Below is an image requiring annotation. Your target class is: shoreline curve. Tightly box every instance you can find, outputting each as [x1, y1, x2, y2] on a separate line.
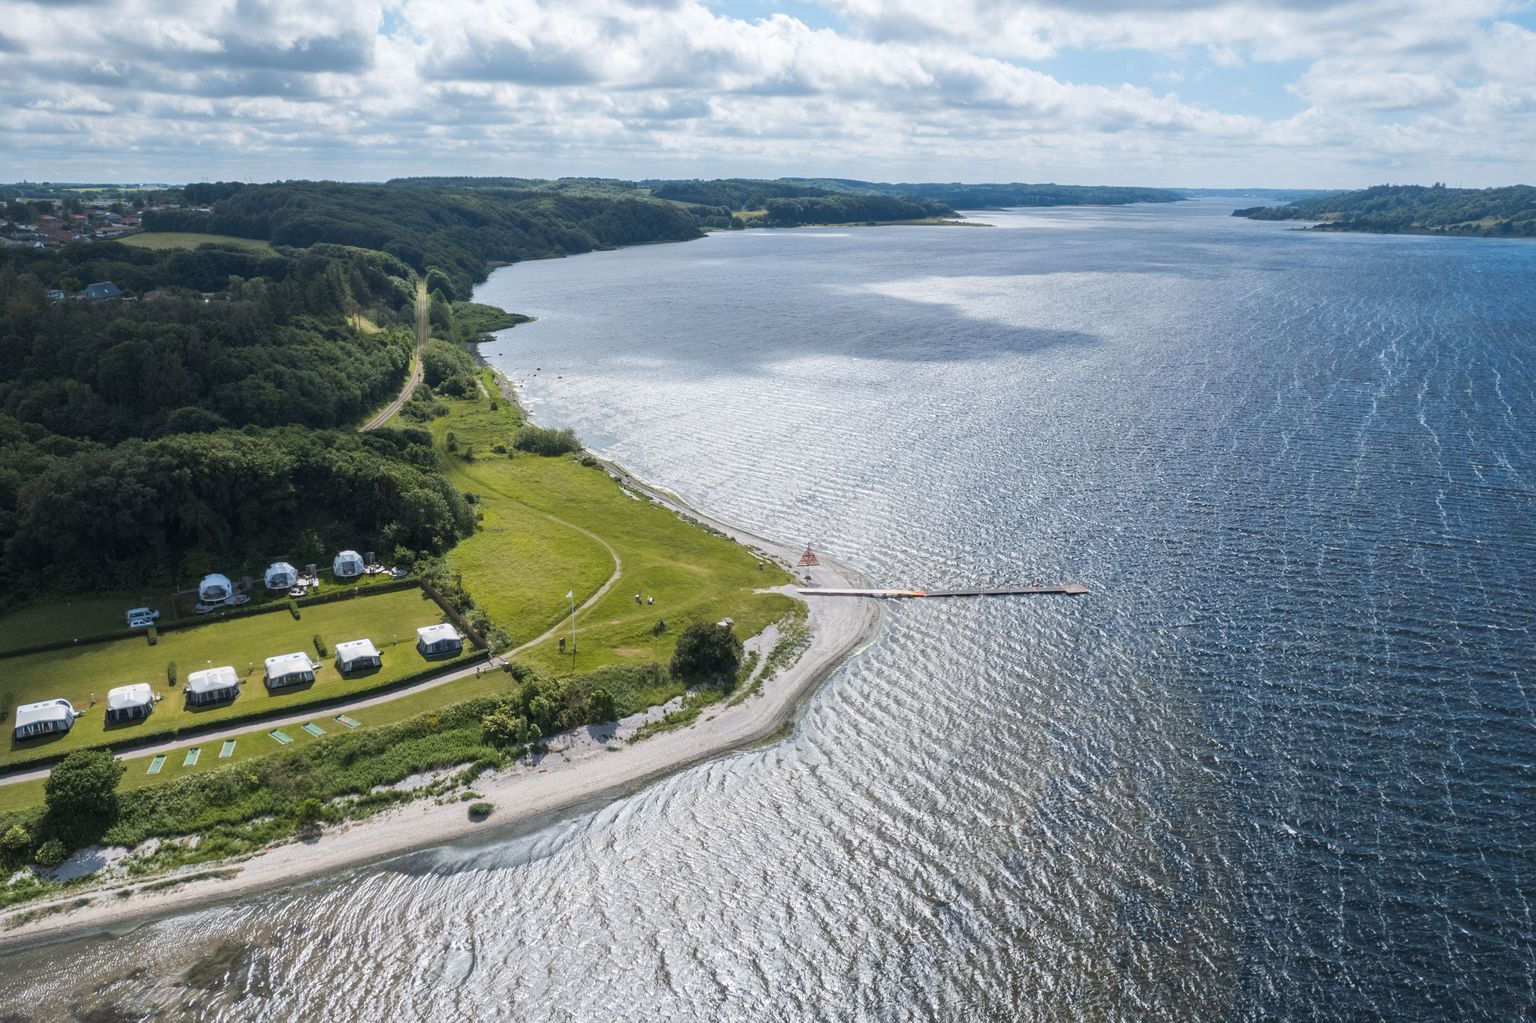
[0, 368, 882, 951]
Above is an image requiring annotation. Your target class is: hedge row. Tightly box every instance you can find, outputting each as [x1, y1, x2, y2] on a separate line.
[0, 578, 423, 661]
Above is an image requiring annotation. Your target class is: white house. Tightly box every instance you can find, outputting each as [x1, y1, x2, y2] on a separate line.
[105, 683, 154, 724]
[416, 623, 464, 657]
[199, 573, 233, 602]
[334, 638, 381, 673]
[264, 651, 316, 691]
[333, 550, 365, 578]
[13, 699, 77, 741]
[264, 562, 298, 590]
[186, 665, 240, 706]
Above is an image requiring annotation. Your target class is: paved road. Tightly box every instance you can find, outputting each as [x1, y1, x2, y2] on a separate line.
[359, 277, 428, 431]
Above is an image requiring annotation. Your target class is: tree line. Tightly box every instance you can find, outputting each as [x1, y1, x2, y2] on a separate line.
[1233, 184, 1536, 237]
[144, 182, 706, 301]
[0, 240, 473, 594]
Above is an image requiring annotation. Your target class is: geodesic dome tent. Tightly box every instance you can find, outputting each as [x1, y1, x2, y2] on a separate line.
[333, 550, 365, 578]
[199, 573, 233, 602]
[264, 562, 298, 590]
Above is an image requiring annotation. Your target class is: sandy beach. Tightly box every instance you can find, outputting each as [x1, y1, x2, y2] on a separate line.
[0, 461, 882, 949]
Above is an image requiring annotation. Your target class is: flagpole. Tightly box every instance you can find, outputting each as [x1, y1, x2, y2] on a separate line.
[568, 589, 577, 670]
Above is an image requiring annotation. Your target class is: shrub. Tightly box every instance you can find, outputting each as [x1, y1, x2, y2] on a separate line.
[146, 625, 158, 646]
[670, 622, 743, 688]
[468, 802, 493, 820]
[446, 431, 458, 452]
[167, 660, 177, 686]
[45, 749, 126, 827]
[295, 798, 325, 829]
[313, 634, 328, 657]
[1, 823, 30, 854]
[482, 706, 538, 747]
[512, 425, 581, 457]
[34, 838, 68, 867]
[588, 687, 616, 723]
[287, 598, 301, 620]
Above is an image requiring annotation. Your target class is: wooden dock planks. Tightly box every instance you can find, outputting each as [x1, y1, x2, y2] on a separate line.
[798, 584, 1087, 599]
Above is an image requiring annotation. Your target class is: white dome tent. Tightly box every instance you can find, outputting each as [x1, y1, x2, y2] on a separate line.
[333, 550, 365, 578]
[264, 562, 298, 590]
[198, 573, 233, 603]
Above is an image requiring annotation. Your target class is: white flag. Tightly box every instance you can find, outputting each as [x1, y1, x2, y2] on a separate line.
[566, 591, 574, 600]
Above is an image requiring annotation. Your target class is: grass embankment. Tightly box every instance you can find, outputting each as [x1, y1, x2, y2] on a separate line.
[452, 301, 532, 335]
[0, 587, 453, 770]
[119, 232, 276, 254]
[431, 376, 797, 676]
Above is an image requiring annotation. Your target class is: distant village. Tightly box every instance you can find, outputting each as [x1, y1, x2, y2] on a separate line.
[1, 190, 215, 302]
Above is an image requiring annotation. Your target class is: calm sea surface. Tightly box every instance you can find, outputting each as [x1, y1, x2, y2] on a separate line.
[6, 200, 1535, 1020]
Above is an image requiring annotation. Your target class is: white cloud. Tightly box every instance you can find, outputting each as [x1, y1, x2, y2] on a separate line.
[0, 0, 1530, 186]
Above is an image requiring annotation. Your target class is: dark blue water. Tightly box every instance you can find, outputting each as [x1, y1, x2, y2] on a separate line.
[7, 200, 1533, 1021]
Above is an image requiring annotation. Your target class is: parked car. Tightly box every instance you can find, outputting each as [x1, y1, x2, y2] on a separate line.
[127, 616, 157, 630]
[124, 607, 160, 625]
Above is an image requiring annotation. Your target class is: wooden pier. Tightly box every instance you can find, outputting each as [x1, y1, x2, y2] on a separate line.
[798, 584, 1087, 599]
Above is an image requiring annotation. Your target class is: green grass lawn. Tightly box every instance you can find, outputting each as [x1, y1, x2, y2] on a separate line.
[0, 591, 175, 654]
[0, 587, 456, 770]
[120, 232, 276, 255]
[429, 375, 797, 676]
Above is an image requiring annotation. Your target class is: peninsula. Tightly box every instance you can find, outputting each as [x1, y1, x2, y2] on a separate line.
[1233, 183, 1536, 238]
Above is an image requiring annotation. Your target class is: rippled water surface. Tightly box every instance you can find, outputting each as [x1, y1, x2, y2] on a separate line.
[7, 201, 1535, 1021]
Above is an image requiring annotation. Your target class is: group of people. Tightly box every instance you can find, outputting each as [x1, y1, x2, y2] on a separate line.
[635, 592, 654, 605]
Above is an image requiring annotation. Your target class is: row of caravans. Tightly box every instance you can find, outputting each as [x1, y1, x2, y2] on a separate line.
[196, 551, 372, 609]
[11, 624, 465, 742]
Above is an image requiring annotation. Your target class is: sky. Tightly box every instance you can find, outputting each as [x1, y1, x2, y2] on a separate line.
[0, 0, 1533, 188]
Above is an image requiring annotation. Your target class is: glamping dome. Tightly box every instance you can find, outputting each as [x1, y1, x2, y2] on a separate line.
[264, 562, 298, 590]
[198, 573, 233, 602]
[333, 550, 365, 578]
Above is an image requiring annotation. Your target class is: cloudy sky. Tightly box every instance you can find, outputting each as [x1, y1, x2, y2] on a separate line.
[1, 0, 1533, 187]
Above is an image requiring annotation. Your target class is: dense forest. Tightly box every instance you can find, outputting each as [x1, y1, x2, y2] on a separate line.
[825, 180, 1183, 208]
[760, 194, 953, 226]
[1233, 184, 1536, 237]
[0, 241, 472, 592]
[148, 182, 705, 300]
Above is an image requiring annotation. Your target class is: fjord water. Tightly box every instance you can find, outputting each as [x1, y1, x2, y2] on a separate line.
[10, 200, 1535, 1020]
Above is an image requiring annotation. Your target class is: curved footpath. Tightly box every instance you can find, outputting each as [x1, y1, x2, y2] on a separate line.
[1, 474, 882, 949]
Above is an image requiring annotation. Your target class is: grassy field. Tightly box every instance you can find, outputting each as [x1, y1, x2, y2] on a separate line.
[430, 375, 798, 676]
[0, 587, 455, 769]
[120, 232, 276, 255]
[0, 592, 174, 654]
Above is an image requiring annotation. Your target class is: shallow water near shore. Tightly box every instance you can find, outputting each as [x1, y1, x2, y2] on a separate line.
[5, 199, 1535, 1020]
